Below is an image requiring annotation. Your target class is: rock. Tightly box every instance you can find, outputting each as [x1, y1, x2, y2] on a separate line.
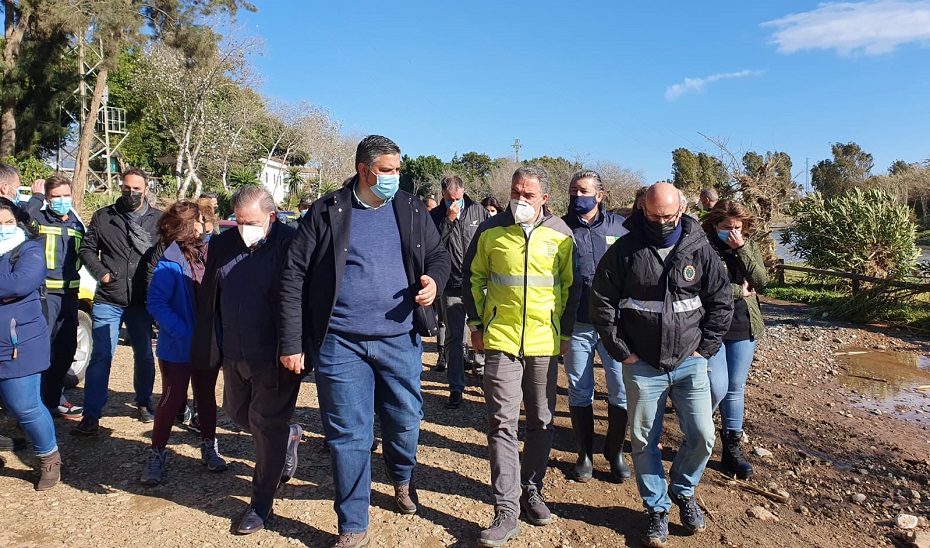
[894, 530, 930, 548]
[753, 447, 774, 458]
[851, 493, 866, 504]
[897, 513, 920, 530]
[797, 505, 811, 516]
[748, 506, 779, 522]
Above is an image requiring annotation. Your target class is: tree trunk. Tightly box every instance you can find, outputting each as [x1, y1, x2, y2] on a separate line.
[72, 66, 108, 211]
[220, 125, 244, 192]
[1, 5, 30, 159]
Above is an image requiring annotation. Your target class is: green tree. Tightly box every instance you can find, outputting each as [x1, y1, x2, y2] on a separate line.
[810, 142, 874, 198]
[671, 147, 728, 196]
[400, 154, 445, 196]
[451, 151, 493, 183]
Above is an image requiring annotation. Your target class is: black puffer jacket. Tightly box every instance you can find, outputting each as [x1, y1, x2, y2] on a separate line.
[78, 201, 162, 308]
[429, 194, 489, 292]
[590, 212, 733, 371]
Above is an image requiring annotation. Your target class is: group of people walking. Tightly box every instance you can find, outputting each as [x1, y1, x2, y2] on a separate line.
[0, 133, 768, 548]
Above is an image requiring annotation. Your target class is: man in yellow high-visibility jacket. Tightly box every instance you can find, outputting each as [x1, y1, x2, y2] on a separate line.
[463, 165, 581, 547]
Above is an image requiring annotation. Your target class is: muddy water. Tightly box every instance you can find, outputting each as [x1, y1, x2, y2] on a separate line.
[837, 347, 930, 420]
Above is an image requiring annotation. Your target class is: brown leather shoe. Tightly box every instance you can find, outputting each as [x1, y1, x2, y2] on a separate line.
[394, 483, 417, 515]
[333, 531, 370, 548]
[36, 450, 61, 491]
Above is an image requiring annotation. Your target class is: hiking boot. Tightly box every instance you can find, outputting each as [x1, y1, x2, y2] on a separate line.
[394, 483, 417, 515]
[235, 505, 271, 535]
[281, 424, 302, 483]
[137, 405, 155, 423]
[36, 450, 61, 491]
[478, 509, 520, 547]
[721, 429, 753, 479]
[333, 531, 370, 548]
[671, 493, 706, 533]
[445, 391, 462, 409]
[605, 404, 632, 481]
[568, 405, 594, 482]
[520, 487, 552, 526]
[200, 438, 228, 472]
[140, 448, 167, 486]
[435, 350, 447, 372]
[0, 433, 27, 451]
[642, 510, 669, 547]
[70, 416, 99, 436]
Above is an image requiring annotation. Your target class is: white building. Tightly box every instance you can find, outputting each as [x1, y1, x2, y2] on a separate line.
[259, 157, 288, 204]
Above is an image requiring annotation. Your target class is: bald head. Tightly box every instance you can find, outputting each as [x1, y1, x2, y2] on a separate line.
[644, 182, 682, 218]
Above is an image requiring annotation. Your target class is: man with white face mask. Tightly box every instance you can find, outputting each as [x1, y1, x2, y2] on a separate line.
[463, 165, 580, 547]
[190, 185, 302, 535]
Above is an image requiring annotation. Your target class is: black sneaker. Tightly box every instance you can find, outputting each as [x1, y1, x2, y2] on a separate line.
[137, 405, 155, 423]
[435, 353, 447, 372]
[445, 391, 462, 409]
[187, 413, 201, 434]
[176, 404, 192, 426]
[671, 493, 706, 533]
[71, 416, 99, 436]
[0, 434, 27, 451]
[280, 424, 302, 483]
[643, 510, 669, 547]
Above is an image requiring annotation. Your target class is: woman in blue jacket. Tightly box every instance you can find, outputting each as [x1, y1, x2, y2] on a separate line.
[141, 201, 226, 486]
[561, 170, 632, 483]
[0, 202, 60, 490]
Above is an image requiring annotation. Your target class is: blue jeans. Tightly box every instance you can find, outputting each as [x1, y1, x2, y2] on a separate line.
[312, 331, 424, 534]
[82, 303, 155, 419]
[0, 373, 58, 456]
[563, 321, 626, 408]
[708, 338, 757, 432]
[624, 356, 714, 513]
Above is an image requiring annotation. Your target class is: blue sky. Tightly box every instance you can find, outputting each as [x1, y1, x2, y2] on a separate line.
[238, 1, 930, 186]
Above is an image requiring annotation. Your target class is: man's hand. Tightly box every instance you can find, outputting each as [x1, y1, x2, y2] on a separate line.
[31, 179, 45, 195]
[446, 200, 461, 222]
[470, 330, 484, 353]
[741, 279, 756, 298]
[691, 351, 703, 358]
[100, 273, 112, 283]
[415, 275, 437, 307]
[559, 339, 569, 356]
[622, 353, 639, 365]
[280, 353, 304, 374]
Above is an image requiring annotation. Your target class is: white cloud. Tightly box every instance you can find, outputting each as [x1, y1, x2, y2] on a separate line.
[664, 70, 764, 101]
[763, 1, 930, 55]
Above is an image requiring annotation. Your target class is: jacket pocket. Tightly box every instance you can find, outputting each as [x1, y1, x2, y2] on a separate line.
[550, 310, 561, 339]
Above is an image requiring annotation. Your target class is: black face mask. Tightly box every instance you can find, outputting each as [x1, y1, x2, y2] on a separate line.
[121, 190, 144, 211]
[643, 217, 679, 246]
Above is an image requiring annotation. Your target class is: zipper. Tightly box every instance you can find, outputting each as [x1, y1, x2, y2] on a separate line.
[518, 227, 532, 358]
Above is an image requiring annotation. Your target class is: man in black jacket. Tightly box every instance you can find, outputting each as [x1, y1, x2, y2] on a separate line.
[279, 135, 450, 548]
[591, 182, 732, 548]
[189, 185, 302, 535]
[429, 174, 489, 409]
[73, 168, 162, 434]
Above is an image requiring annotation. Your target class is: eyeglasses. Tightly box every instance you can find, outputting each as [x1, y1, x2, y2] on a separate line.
[643, 210, 681, 224]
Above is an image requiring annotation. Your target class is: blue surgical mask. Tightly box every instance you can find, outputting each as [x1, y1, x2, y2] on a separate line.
[300, 209, 308, 217]
[12, 190, 21, 205]
[369, 171, 399, 202]
[0, 225, 19, 241]
[445, 198, 464, 209]
[717, 230, 730, 243]
[570, 195, 598, 216]
[49, 197, 72, 216]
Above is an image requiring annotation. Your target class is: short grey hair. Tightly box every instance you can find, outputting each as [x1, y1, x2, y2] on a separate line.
[231, 185, 276, 214]
[513, 165, 550, 195]
[440, 174, 464, 192]
[569, 169, 603, 192]
[679, 190, 688, 208]
[0, 163, 20, 189]
[355, 135, 400, 172]
[699, 187, 718, 201]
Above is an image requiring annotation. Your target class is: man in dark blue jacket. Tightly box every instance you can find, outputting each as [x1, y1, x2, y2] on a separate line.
[561, 170, 632, 484]
[591, 182, 732, 547]
[189, 185, 302, 535]
[279, 135, 450, 548]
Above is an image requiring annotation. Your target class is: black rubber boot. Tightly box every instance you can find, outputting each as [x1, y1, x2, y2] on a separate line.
[604, 404, 631, 481]
[721, 429, 753, 479]
[568, 406, 594, 482]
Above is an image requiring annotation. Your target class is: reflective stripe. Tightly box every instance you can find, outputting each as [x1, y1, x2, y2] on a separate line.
[45, 234, 56, 270]
[619, 295, 703, 314]
[489, 272, 560, 288]
[620, 298, 664, 313]
[671, 295, 703, 313]
[46, 279, 80, 290]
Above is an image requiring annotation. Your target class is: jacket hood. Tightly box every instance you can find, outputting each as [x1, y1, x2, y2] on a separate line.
[624, 210, 705, 250]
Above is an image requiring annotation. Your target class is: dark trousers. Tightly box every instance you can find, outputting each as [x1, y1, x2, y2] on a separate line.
[40, 292, 79, 410]
[223, 358, 302, 511]
[152, 360, 220, 449]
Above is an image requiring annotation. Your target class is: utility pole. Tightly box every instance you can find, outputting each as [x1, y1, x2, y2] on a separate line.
[512, 139, 522, 163]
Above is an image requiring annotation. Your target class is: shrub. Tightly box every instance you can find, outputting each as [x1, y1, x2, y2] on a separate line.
[782, 189, 918, 279]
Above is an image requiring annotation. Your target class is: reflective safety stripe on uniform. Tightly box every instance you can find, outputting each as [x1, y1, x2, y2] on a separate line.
[489, 272, 561, 288]
[46, 279, 80, 290]
[39, 226, 59, 269]
[619, 295, 702, 314]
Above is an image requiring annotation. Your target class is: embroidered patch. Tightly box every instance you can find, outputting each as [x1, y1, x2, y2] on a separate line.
[545, 241, 557, 258]
[683, 265, 696, 281]
[605, 235, 618, 246]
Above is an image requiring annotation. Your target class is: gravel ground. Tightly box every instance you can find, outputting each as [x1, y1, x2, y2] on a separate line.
[2, 296, 930, 547]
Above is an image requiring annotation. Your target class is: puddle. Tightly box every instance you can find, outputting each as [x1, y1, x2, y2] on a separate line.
[836, 347, 930, 421]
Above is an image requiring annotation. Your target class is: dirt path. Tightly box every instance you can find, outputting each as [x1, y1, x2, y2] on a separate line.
[2, 298, 929, 547]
